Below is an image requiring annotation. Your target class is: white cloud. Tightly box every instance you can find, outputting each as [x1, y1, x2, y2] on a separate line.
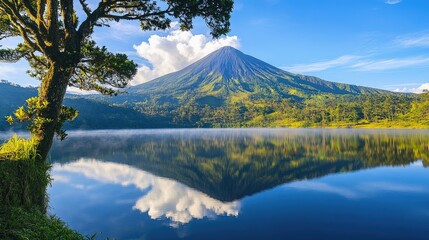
[131, 28, 239, 85]
[281, 55, 362, 73]
[0, 64, 23, 76]
[0, 62, 36, 86]
[351, 57, 429, 71]
[394, 83, 429, 94]
[55, 159, 240, 226]
[66, 86, 99, 95]
[110, 22, 145, 37]
[384, 83, 419, 87]
[284, 54, 429, 73]
[397, 34, 429, 48]
[385, 0, 401, 4]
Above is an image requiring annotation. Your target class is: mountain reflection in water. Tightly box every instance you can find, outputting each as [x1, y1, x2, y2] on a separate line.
[48, 129, 429, 239]
[51, 129, 428, 201]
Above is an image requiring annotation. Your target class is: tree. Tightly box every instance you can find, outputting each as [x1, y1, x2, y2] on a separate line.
[0, 0, 233, 160]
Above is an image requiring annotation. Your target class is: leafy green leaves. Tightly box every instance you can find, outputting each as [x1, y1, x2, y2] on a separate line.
[167, 0, 234, 38]
[0, 48, 25, 62]
[56, 106, 79, 140]
[70, 40, 137, 95]
[0, 14, 18, 40]
[6, 97, 78, 141]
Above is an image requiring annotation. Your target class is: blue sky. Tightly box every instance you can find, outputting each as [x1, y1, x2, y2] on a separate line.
[1, 0, 429, 92]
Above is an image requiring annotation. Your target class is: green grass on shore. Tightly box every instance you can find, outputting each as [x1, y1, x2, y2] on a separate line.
[0, 207, 90, 240]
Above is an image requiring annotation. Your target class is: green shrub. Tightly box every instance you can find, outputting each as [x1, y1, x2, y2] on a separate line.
[0, 135, 38, 161]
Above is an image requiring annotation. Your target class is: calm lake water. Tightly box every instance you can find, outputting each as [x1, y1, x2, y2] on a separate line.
[46, 129, 429, 240]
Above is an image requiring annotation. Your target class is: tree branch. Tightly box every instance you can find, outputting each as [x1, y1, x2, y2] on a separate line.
[0, 1, 48, 54]
[0, 48, 24, 62]
[36, 0, 48, 30]
[21, 1, 38, 23]
[60, 0, 77, 53]
[46, 0, 60, 51]
[7, 16, 38, 51]
[77, 0, 108, 43]
[78, 0, 91, 16]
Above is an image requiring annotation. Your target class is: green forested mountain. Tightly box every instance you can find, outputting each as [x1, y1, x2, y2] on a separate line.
[1, 46, 428, 130]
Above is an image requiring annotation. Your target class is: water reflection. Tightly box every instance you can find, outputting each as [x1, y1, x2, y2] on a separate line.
[53, 158, 239, 226]
[48, 129, 429, 239]
[287, 164, 429, 199]
[51, 129, 429, 202]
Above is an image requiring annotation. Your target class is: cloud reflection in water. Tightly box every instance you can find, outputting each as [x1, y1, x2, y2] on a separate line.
[53, 158, 240, 226]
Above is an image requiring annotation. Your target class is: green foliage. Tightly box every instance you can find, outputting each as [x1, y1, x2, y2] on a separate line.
[56, 106, 79, 140]
[149, 92, 428, 129]
[70, 40, 138, 96]
[0, 208, 88, 240]
[0, 135, 38, 161]
[6, 97, 78, 141]
[6, 97, 51, 135]
[1, 81, 428, 130]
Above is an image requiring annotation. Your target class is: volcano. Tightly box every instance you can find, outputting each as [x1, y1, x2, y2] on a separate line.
[128, 46, 387, 106]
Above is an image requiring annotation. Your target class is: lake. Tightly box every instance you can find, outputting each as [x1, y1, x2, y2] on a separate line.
[46, 129, 429, 240]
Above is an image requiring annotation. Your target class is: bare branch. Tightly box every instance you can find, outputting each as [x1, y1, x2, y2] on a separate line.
[78, 0, 91, 16]
[77, 0, 108, 43]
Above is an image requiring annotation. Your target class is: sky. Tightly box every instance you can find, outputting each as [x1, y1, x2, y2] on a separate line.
[1, 0, 429, 93]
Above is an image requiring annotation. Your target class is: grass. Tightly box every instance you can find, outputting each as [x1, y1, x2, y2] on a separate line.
[0, 207, 89, 240]
[0, 156, 50, 212]
[0, 135, 38, 161]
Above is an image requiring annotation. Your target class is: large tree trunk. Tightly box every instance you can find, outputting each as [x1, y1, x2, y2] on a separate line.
[33, 61, 73, 161]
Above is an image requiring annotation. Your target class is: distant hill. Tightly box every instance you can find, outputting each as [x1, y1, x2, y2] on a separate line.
[0, 81, 164, 131]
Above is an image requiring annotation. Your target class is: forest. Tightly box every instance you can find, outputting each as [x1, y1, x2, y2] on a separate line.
[129, 91, 429, 128]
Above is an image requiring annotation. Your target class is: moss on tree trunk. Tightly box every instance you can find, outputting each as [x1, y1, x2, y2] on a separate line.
[34, 62, 73, 161]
